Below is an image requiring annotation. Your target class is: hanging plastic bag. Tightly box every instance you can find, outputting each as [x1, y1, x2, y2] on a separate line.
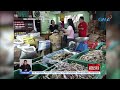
[38, 41, 46, 51]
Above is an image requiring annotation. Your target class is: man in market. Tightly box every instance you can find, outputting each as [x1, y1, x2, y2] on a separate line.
[78, 16, 88, 37]
[20, 60, 31, 72]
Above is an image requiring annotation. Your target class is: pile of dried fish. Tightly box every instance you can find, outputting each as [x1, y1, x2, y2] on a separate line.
[97, 35, 106, 42]
[52, 52, 73, 61]
[100, 45, 106, 50]
[38, 62, 95, 79]
[53, 62, 87, 71]
[79, 50, 105, 63]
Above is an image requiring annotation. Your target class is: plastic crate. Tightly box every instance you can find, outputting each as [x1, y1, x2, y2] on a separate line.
[95, 42, 106, 50]
[70, 49, 89, 59]
[30, 59, 106, 79]
[43, 49, 64, 59]
[32, 63, 48, 71]
[32, 56, 43, 63]
[32, 56, 58, 67]
[63, 59, 106, 79]
[43, 49, 74, 62]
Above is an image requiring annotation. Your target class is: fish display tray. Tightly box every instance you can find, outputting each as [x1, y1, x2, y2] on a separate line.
[43, 49, 74, 61]
[32, 56, 55, 67]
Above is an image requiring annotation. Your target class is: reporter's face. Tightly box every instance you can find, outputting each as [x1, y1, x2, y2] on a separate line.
[24, 61, 27, 65]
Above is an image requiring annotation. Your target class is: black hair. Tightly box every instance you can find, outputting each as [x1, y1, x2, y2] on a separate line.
[80, 16, 84, 20]
[24, 60, 27, 62]
[67, 19, 75, 32]
[51, 20, 54, 24]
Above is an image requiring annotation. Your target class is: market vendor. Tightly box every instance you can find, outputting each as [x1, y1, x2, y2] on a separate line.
[62, 19, 75, 46]
[78, 16, 88, 37]
[49, 20, 58, 32]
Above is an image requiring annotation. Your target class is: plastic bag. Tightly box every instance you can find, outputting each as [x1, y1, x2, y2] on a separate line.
[68, 41, 76, 50]
[87, 41, 98, 49]
[75, 42, 88, 52]
[16, 35, 28, 41]
[38, 41, 46, 51]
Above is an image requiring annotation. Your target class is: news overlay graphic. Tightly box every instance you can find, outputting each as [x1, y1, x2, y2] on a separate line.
[32, 64, 101, 75]
[32, 71, 100, 74]
[88, 64, 100, 72]
[19, 59, 32, 74]
[31, 64, 101, 75]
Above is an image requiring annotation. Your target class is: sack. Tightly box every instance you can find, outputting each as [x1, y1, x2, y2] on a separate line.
[20, 46, 38, 59]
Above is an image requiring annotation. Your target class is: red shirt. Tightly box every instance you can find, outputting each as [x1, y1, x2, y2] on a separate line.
[78, 21, 88, 37]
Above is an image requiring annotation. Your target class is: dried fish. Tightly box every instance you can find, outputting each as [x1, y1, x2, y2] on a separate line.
[52, 52, 73, 61]
[39, 62, 95, 79]
[79, 50, 105, 63]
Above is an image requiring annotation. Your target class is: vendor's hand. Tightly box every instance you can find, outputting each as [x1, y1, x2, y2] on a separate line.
[25, 69, 27, 71]
[61, 28, 65, 31]
[78, 28, 83, 30]
[81, 28, 84, 30]
[63, 33, 66, 35]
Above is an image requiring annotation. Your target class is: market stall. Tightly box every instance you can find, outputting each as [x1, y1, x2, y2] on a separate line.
[14, 11, 106, 79]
